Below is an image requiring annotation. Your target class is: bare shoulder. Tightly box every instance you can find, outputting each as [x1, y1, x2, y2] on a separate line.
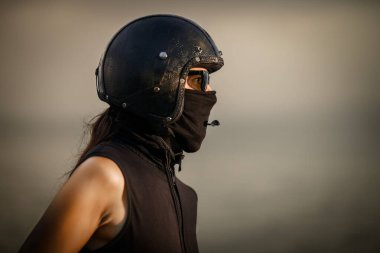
[68, 156, 128, 229]
[70, 156, 125, 192]
[17, 157, 127, 253]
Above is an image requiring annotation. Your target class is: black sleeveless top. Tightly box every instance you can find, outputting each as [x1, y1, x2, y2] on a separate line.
[78, 137, 199, 253]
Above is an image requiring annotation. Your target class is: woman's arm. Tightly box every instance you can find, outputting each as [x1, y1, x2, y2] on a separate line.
[18, 156, 126, 253]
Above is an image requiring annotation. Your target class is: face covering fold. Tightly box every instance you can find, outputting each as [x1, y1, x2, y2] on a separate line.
[169, 89, 217, 153]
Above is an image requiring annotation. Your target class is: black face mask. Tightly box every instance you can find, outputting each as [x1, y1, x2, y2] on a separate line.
[169, 89, 217, 153]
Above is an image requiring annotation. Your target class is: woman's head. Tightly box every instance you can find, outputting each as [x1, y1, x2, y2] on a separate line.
[95, 14, 223, 126]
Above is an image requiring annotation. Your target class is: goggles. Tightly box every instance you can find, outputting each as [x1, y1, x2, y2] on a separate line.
[187, 70, 210, 92]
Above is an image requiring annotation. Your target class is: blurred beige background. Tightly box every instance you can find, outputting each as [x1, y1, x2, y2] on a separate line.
[1, 0, 380, 252]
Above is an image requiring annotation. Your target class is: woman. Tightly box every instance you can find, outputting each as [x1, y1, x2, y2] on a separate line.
[18, 14, 224, 253]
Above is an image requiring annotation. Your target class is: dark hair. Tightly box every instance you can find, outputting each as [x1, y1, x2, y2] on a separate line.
[67, 107, 115, 177]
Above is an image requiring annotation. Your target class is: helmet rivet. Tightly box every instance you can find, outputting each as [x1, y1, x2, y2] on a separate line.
[105, 95, 109, 100]
[153, 87, 160, 92]
[122, 103, 127, 109]
[196, 46, 202, 53]
[159, 52, 168, 59]
[166, 117, 172, 122]
[180, 78, 185, 84]
[195, 56, 200, 62]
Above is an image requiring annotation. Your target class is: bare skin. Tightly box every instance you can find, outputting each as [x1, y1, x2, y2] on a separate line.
[18, 67, 211, 253]
[18, 157, 127, 253]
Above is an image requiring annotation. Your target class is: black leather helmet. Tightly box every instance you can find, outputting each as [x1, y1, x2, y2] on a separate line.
[96, 14, 224, 126]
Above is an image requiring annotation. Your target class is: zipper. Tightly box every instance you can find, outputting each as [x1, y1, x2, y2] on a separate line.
[165, 165, 186, 253]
